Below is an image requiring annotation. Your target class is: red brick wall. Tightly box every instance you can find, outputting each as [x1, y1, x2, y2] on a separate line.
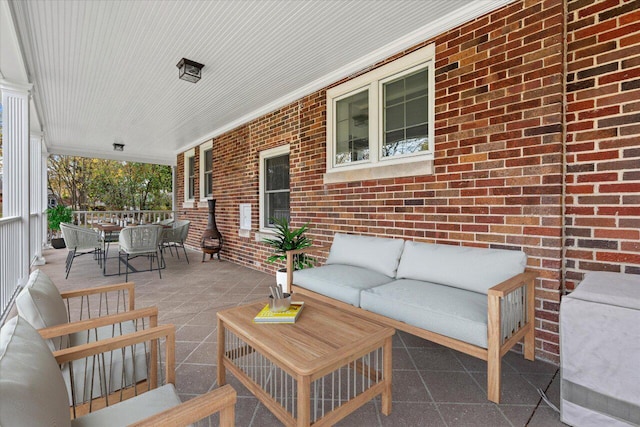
[177, 0, 639, 364]
[565, 0, 640, 290]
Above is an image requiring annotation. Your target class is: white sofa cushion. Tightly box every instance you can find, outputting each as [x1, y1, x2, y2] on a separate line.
[15, 269, 69, 351]
[396, 241, 527, 294]
[0, 316, 71, 427]
[326, 233, 405, 278]
[360, 279, 489, 348]
[294, 264, 395, 306]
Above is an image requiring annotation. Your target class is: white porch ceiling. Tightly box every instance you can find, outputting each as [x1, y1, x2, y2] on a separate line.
[4, 0, 513, 165]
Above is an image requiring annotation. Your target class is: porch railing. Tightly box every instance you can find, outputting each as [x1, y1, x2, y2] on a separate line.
[0, 216, 22, 323]
[73, 210, 177, 228]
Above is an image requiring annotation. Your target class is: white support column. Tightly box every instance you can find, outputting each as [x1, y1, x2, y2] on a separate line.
[1, 80, 32, 279]
[30, 132, 46, 265]
[172, 165, 177, 216]
[41, 149, 49, 250]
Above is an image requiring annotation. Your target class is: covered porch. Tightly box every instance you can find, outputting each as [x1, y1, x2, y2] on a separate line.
[35, 245, 562, 426]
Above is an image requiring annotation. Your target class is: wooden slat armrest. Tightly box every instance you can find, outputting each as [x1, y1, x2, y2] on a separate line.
[60, 281, 135, 299]
[487, 271, 537, 298]
[128, 384, 237, 427]
[53, 324, 174, 366]
[38, 306, 158, 339]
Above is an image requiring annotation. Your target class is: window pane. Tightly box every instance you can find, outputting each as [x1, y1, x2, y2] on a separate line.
[382, 67, 429, 158]
[266, 192, 290, 225]
[266, 154, 289, 191]
[405, 69, 428, 100]
[204, 171, 212, 196]
[384, 79, 404, 107]
[335, 90, 369, 166]
[188, 177, 195, 199]
[385, 104, 404, 131]
[406, 97, 428, 127]
[188, 157, 195, 199]
[204, 149, 212, 171]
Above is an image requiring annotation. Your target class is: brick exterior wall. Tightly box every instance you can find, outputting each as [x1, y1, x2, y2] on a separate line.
[565, 0, 640, 290]
[176, 0, 639, 364]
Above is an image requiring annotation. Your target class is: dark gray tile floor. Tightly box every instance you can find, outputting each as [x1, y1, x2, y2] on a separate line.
[37, 247, 565, 426]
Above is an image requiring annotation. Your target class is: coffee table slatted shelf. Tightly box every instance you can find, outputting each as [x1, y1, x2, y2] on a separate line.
[217, 296, 395, 427]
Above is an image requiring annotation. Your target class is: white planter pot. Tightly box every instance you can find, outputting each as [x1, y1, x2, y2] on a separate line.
[275, 268, 288, 294]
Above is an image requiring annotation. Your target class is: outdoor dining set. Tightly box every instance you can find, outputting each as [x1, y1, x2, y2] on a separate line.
[59, 219, 191, 280]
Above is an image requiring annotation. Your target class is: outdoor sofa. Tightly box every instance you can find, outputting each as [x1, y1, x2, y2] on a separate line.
[287, 233, 537, 403]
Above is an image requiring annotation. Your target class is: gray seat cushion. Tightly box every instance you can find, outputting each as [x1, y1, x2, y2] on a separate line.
[71, 384, 182, 427]
[396, 241, 527, 294]
[326, 233, 405, 278]
[65, 321, 149, 405]
[294, 264, 395, 306]
[0, 316, 71, 427]
[15, 269, 69, 351]
[360, 279, 489, 348]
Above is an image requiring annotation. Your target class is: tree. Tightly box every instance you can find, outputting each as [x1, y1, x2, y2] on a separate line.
[48, 155, 172, 211]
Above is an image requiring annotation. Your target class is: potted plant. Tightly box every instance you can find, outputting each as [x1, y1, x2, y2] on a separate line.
[47, 204, 73, 249]
[262, 217, 313, 291]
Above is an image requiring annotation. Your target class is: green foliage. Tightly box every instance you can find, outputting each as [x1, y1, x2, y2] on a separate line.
[48, 155, 172, 210]
[262, 217, 314, 270]
[46, 205, 73, 232]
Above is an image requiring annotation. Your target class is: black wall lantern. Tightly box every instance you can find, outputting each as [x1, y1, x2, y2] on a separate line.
[176, 58, 204, 83]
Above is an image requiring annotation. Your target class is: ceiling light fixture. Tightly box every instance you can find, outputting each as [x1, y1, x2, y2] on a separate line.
[113, 142, 125, 152]
[176, 58, 204, 83]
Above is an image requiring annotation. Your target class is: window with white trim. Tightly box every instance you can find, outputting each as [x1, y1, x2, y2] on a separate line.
[326, 44, 435, 183]
[199, 140, 213, 201]
[183, 148, 196, 208]
[259, 145, 290, 230]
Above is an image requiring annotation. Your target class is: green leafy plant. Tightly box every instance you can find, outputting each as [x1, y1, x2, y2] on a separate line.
[262, 217, 314, 270]
[46, 204, 73, 235]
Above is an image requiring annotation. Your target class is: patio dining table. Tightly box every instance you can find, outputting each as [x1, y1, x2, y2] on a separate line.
[93, 222, 171, 277]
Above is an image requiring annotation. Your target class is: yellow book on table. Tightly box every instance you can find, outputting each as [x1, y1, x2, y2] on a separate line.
[253, 302, 305, 323]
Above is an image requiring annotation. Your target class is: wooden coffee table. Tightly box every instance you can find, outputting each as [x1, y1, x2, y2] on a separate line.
[217, 295, 394, 426]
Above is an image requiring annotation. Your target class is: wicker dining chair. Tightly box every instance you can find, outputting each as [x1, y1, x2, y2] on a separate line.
[160, 220, 190, 264]
[60, 223, 102, 279]
[118, 225, 164, 281]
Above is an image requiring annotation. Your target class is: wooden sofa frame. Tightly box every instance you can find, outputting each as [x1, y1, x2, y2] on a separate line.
[287, 245, 536, 404]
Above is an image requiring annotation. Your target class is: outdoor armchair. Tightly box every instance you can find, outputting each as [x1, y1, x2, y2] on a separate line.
[119, 224, 164, 281]
[160, 219, 191, 263]
[60, 222, 102, 279]
[15, 269, 150, 409]
[0, 316, 237, 426]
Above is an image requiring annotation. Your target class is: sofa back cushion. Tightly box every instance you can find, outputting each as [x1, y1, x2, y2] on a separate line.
[0, 316, 71, 427]
[396, 241, 527, 294]
[326, 233, 405, 278]
[15, 269, 69, 351]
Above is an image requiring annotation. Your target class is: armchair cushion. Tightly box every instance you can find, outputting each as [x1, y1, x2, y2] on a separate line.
[70, 384, 182, 427]
[15, 269, 69, 351]
[0, 316, 71, 427]
[326, 233, 405, 278]
[66, 321, 148, 404]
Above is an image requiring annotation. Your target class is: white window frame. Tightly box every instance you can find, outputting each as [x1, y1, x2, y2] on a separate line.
[325, 44, 435, 184]
[199, 140, 213, 203]
[259, 144, 290, 233]
[183, 148, 196, 208]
